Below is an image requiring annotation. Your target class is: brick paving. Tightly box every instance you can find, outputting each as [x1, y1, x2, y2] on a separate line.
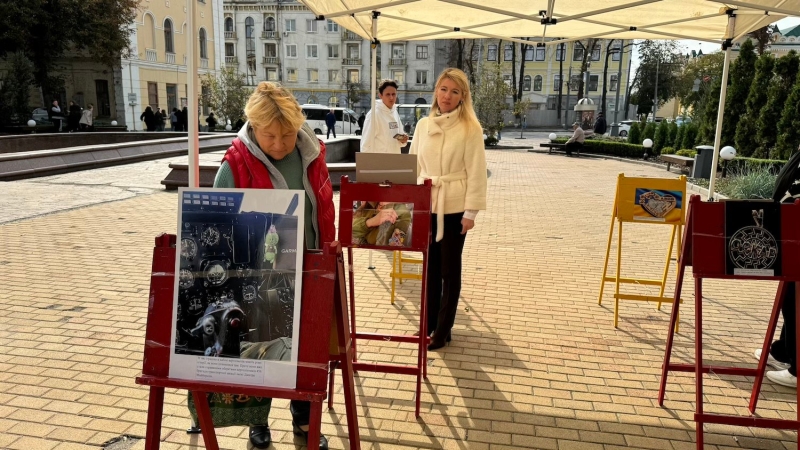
[0, 145, 797, 449]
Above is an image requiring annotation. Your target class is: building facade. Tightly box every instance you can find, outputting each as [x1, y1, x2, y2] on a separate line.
[121, 0, 225, 129]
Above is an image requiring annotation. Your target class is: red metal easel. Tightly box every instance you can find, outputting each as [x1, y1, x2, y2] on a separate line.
[135, 234, 361, 449]
[329, 177, 433, 418]
[659, 196, 800, 449]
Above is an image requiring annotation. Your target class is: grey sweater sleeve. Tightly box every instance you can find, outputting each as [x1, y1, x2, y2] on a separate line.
[213, 161, 236, 188]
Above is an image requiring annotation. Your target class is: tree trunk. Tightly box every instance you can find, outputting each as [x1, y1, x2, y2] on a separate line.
[511, 43, 517, 100]
[456, 39, 464, 70]
[601, 40, 615, 117]
[557, 43, 564, 119]
[466, 40, 476, 85]
[517, 40, 529, 103]
[577, 39, 598, 100]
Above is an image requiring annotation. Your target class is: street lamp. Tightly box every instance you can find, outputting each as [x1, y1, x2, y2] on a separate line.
[549, 133, 557, 141]
[643, 138, 653, 160]
[720, 145, 736, 178]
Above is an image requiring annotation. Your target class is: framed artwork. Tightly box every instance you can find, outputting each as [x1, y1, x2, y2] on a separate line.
[633, 188, 683, 223]
[169, 188, 305, 389]
[725, 200, 781, 277]
[351, 201, 414, 248]
[614, 174, 687, 225]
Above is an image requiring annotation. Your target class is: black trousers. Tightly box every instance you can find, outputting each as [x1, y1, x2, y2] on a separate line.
[326, 126, 336, 139]
[565, 141, 583, 156]
[289, 400, 311, 426]
[771, 283, 798, 376]
[426, 213, 467, 338]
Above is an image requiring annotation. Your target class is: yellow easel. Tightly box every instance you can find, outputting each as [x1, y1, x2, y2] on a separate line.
[599, 174, 686, 328]
[390, 251, 422, 304]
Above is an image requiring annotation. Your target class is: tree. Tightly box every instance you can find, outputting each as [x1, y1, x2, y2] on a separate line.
[695, 76, 721, 145]
[748, 25, 777, 55]
[674, 52, 725, 116]
[600, 39, 618, 117]
[681, 122, 699, 150]
[720, 39, 757, 147]
[200, 67, 252, 126]
[0, 0, 138, 102]
[630, 40, 682, 118]
[735, 53, 775, 157]
[557, 43, 565, 119]
[473, 62, 511, 139]
[516, 39, 532, 104]
[575, 39, 599, 99]
[344, 79, 367, 110]
[642, 121, 656, 141]
[653, 120, 669, 154]
[667, 121, 679, 148]
[755, 50, 800, 158]
[775, 79, 800, 159]
[0, 52, 34, 126]
[674, 123, 686, 149]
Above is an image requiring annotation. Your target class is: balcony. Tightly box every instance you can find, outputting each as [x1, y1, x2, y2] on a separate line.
[145, 48, 157, 62]
[225, 31, 237, 39]
[343, 31, 359, 41]
[261, 31, 279, 39]
[389, 58, 406, 66]
[166, 52, 176, 64]
[225, 56, 238, 65]
[262, 56, 280, 65]
[342, 58, 362, 66]
[201, 58, 209, 69]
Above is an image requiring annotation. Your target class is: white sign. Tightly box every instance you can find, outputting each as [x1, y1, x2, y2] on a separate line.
[128, 93, 137, 105]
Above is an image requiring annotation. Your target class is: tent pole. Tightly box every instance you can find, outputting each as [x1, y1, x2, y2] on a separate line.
[706, 14, 735, 201]
[187, 0, 199, 188]
[368, 11, 379, 271]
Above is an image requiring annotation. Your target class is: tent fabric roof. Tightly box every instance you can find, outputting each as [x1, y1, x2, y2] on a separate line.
[299, 0, 799, 44]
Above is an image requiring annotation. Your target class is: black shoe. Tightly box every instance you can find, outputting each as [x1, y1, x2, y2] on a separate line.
[292, 422, 328, 450]
[249, 425, 271, 449]
[446, 332, 452, 343]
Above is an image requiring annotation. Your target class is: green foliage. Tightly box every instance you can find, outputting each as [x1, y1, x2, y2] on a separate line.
[653, 120, 669, 154]
[695, 76, 721, 145]
[674, 124, 686, 151]
[676, 149, 697, 158]
[629, 40, 683, 117]
[774, 78, 800, 160]
[345, 80, 366, 109]
[675, 52, 725, 115]
[552, 138, 645, 158]
[661, 147, 676, 155]
[484, 135, 498, 147]
[642, 122, 656, 141]
[200, 67, 252, 126]
[735, 54, 775, 157]
[681, 122, 699, 150]
[473, 62, 511, 138]
[667, 122, 678, 148]
[722, 39, 757, 147]
[627, 121, 641, 145]
[755, 50, 800, 158]
[726, 156, 788, 174]
[0, 52, 34, 126]
[717, 167, 777, 199]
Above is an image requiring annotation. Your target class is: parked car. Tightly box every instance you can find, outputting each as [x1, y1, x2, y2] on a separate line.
[31, 108, 50, 125]
[615, 120, 635, 137]
[674, 117, 692, 126]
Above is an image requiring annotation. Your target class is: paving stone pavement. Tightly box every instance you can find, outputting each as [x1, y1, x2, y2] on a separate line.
[0, 145, 797, 450]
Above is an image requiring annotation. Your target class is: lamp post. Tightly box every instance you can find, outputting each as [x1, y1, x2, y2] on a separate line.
[720, 145, 736, 178]
[643, 138, 653, 160]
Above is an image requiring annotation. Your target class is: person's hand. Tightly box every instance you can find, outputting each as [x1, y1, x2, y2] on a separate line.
[399, 135, 409, 144]
[461, 218, 475, 234]
[366, 209, 398, 227]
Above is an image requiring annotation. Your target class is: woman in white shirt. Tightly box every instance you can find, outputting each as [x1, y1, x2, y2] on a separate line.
[79, 104, 93, 131]
[410, 68, 487, 350]
[360, 80, 408, 153]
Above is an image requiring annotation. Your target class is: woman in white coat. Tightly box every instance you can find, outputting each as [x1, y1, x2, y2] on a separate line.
[410, 68, 487, 350]
[360, 80, 408, 153]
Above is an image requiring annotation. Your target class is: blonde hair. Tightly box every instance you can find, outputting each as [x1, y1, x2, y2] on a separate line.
[429, 68, 481, 131]
[244, 82, 305, 131]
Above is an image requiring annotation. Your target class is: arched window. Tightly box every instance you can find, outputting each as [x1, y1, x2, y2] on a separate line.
[308, 95, 318, 104]
[523, 75, 531, 91]
[199, 28, 207, 59]
[225, 17, 233, 32]
[164, 19, 174, 53]
[245, 17, 255, 38]
[265, 16, 275, 31]
[415, 97, 427, 104]
[533, 75, 543, 91]
[329, 96, 338, 107]
[145, 13, 156, 49]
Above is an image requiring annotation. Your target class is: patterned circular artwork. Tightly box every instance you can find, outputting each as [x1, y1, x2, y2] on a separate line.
[728, 226, 779, 270]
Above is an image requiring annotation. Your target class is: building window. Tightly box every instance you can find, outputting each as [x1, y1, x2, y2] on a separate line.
[416, 70, 427, 84]
[225, 43, 235, 57]
[287, 68, 297, 82]
[266, 68, 278, 81]
[556, 43, 566, 61]
[589, 74, 599, 91]
[487, 44, 497, 61]
[166, 84, 177, 112]
[329, 96, 338, 107]
[264, 43, 276, 57]
[306, 44, 318, 58]
[570, 74, 580, 90]
[225, 17, 233, 33]
[348, 69, 359, 83]
[164, 19, 174, 53]
[610, 74, 619, 91]
[534, 75, 542, 91]
[199, 28, 207, 59]
[392, 70, 405, 84]
[612, 42, 622, 61]
[347, 44, 360, 59]
[573, 43, 584, 61]
[245, 17, 255, 38]
[504, 44, 513, 61]
[307, 95, 318, 104]
[524, 47, 534, 61]
[329, 70, 340, 82]
[306, 19, 317, 33]
[308, 69, 319, 83]
[264, 16, 275, 31]
[147, 82, 158, 107]
[286, 44, 297, 58]
[245, 17, 256, 60]
[591, 44, 601, 61]
[535, 47, 545, 61]
[285, 19, 296, 32]
[523, 75, 531, 91]
[327, 44, 339, 58]
[391, 44, 405, 59]
[327, 19, 338, 32]
[553, 74, 562, 91]
[416, 45, 428, 59]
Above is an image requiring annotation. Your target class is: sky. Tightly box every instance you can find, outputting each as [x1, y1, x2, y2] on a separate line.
[678, 17, 800, 56]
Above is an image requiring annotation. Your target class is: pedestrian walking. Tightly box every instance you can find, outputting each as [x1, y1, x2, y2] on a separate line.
[154, 108, 164, 132]
[79, 104, 94, 131]
[68, 101, 82, 132]
[49, 100, 65, 132]
[180, 106, 189, 132]
[594, 112, 607, 135]
[409, 68, 487, 350]
[325, 109, 337, 139]
[140, 106, 157, 132]
[357, 112, 365, 132]
[206, 112, 218, 132]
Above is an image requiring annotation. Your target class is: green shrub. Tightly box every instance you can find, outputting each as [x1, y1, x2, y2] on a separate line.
[643, 122, 656, 141]
[674, 125, 686, 151]
[628, 122, 641, 145]
[484, 135, 498, 147]
[681, 123, 699, 149]
[676, 149, 697, 158]
[660, 147, 676, 155]
[552, 137, 645, 158]
[725, 156, 787, 174]
[667, 122, 679, 148]
[717, 167, 777, 199]
[653, 121, 669, 155]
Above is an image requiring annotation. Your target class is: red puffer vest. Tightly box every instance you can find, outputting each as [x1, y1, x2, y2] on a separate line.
[222, 137, 336, 248]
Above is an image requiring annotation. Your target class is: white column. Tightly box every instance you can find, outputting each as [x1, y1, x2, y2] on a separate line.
[187, 0, 200, 188]
[706, 14, 735, 201]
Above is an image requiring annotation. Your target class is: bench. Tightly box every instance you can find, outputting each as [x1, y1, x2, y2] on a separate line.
[161, 163, 220, 190]
[661, 154, 694, 172]
[540, 142, 581, 157]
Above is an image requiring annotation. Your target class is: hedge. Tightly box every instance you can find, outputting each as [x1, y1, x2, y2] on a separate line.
[552, 138, 645, 158]
[726, 156, 788, 174]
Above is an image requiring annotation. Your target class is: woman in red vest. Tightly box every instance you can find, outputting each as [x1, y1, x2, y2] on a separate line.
[203, 82, 334, 449]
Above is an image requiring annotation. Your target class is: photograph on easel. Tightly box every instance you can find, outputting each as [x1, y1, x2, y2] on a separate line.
[170, 188, 305, 389]
[725, 200, 782, 277]
[633, 188, 683, 223]
[351, 201, 414, 247]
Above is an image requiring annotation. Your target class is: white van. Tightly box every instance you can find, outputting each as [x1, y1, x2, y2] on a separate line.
[300, 105, 358, 136]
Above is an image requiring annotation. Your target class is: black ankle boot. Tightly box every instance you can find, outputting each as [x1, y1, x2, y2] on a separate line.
[292, 422, 328, 450]
[249, 425, 271, 449]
